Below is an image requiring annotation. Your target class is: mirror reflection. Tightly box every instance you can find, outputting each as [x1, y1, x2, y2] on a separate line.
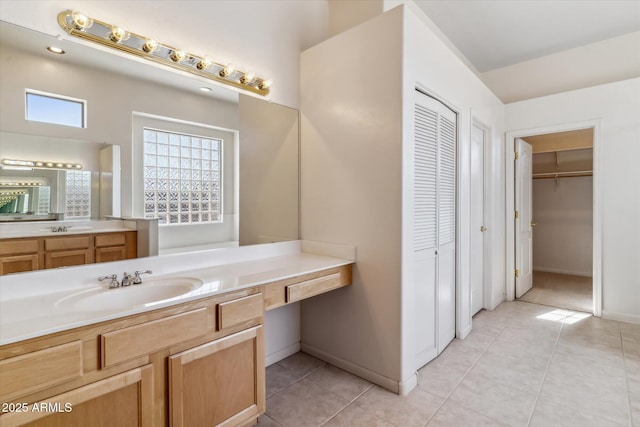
[0, 20, 299, 269]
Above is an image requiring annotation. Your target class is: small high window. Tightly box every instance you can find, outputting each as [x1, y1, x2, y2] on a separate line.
[25, 90, 86, 128]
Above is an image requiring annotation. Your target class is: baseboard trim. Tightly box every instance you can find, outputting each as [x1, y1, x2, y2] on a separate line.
[533, 268, 592, 277]
[265, 343, 301, 367]
[601, 310, 640, 325]
[398, 373, 418, 396]
[458, 323, 472, 340]
[487, 294, 505, 311]
[301, 344, 408, 394]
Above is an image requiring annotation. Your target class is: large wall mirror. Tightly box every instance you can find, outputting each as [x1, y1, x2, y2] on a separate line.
[0, 20, 299, 259]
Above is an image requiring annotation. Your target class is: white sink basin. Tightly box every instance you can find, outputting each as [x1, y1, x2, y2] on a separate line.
[55, 277, 204, 312]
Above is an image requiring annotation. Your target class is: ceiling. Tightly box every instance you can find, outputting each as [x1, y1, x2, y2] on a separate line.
[414, 0, 640, 103]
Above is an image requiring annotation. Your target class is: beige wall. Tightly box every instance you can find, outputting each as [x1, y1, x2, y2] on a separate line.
[239, 95, 299, 245]
[532, 177, 593, 276]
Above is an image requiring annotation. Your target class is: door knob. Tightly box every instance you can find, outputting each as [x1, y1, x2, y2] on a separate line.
[530, 222, 537, 228]
[480, 226, 487, 232]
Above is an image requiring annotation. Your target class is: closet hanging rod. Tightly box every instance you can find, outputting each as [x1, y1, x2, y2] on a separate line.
[532, 170, 593, 179]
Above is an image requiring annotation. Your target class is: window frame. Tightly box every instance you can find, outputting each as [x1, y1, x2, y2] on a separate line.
[25, 89, 87, 128]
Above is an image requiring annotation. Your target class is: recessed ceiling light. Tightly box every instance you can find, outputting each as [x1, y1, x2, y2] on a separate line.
[47, 46, 65, 54]
[199, 87, 212, 92]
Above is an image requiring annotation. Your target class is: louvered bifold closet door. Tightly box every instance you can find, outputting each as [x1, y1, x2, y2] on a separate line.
[413, 90, 457, 369]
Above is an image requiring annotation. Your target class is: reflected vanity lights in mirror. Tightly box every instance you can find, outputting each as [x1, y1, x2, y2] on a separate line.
[0, 132, 118, 222]
[0, 19, 299, 262]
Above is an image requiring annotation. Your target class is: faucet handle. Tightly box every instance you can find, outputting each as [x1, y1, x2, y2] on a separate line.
[99, 274, 120, 288]
[132, 270, 152, 285]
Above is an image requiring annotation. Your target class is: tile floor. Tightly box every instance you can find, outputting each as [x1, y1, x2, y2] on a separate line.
[518, 271, 592, 313]
[259, 301, 640, 427]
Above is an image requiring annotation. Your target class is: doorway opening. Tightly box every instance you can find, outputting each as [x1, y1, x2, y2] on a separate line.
[516, 129, 593, 312]
[505, 120, 602, 316]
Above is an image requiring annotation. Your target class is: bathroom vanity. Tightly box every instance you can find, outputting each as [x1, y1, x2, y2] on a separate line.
[0, 242, 353, 427]
[0, 221, 140, 275]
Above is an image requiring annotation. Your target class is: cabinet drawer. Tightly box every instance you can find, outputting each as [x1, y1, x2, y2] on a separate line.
[286, 272, 344, 303]
[0, 239, 38, 256]
[101, 308, 209, 368]
[0, 254, 39, 275]
[95, 233, 126, 247]
[217, 293, 263, 331]
[45, 236, 90, 251]
[0, 341, 83, 401]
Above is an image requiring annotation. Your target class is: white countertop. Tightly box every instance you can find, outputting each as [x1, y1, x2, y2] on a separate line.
[0, 242, 353, 346]
[0, 219, 136, 239]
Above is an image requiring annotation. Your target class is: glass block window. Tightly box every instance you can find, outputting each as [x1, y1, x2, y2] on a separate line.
[143, 128, 221, 225]
[65, 170, 91, 218]
[37, 186, 50, 214]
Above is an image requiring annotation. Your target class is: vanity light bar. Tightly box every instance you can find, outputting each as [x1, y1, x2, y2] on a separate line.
[1, 159, 82, 171]
[0, 182, 43, 187]
[57, 10, 273, 96]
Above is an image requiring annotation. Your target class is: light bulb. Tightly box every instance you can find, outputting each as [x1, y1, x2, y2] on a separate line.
[197, 57, 213, 70]
[109, 27, 130, 43]
[219, 64, 235, 78]
[170, 50, 187, 62]
[240, 72, 256, 84]
[259, 79, 273, 90]
[71, 11, 93, 30]
[142, 39, 159, 53]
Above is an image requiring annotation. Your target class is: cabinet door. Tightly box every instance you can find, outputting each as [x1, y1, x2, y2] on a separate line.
[95, 246, 127, 263]
[0, 365, 153, 427]
[45, 249, 92, 269]
[169, 326, 265, 427]
[0, 254, 39, 275]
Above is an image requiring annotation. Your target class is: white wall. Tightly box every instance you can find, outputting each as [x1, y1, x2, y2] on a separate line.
[532, 177, 593, 276]
[300, 5, 505, 393]
[506, 78, 640, 323]
[0, 0, 329, 109]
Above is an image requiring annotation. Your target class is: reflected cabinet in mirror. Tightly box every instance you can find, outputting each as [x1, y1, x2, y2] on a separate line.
[0, 20, 299, 269]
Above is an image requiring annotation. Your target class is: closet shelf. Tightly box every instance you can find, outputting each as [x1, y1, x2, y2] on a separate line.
[532, 170, 593, 179]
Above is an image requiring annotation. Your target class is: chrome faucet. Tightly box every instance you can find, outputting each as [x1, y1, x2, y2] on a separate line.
[132, 270, 152, 284]
[121, 272, 132, 287]
[99, 274, 120, 288]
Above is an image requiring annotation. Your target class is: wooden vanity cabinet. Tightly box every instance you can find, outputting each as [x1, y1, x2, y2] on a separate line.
[0, 264, 352, 427]
[0, 231, 137, 275]
[0, 287, 265, 427]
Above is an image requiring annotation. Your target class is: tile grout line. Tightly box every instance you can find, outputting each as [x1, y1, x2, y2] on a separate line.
[319, 384, 383, 427]
[524, 310, 567, 427]
[420, 326, 504, 426]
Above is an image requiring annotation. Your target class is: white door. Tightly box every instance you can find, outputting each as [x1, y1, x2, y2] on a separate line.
[515, 138, 533, 298]
[470, 124, 485, 315]
[436, 109, 456, 353]
[413, 90, 456, 366]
